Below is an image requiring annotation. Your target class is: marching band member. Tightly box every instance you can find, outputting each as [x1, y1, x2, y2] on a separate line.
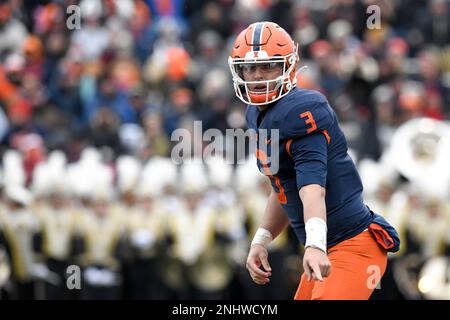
[205, 155, 248, 298]
[68, 148, 127, 300]
[118, 155, 168, 299]
[0, 185, 39, 299]
[0, 151, 42, 299]
[112, 155, 142, 299]
[30, 151, 77, 299]
[165, 159, 233, 299]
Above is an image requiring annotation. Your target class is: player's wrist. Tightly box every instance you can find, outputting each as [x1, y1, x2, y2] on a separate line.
[305, 245, 327, 254]
[251, 227, 273, 248]
[305, 217, 327, 253]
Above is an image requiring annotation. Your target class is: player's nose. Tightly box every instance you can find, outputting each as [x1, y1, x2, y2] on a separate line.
[251, 66, 264, 81]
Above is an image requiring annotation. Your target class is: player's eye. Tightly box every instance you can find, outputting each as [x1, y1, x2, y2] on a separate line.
[259, 62, 281, 70]
[238, 62, 281, 74]
[239, 64, 257, 73]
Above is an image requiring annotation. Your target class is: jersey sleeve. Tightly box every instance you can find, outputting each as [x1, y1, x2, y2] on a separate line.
[281, 101, 334, 139]
[289, 132, 328, 190]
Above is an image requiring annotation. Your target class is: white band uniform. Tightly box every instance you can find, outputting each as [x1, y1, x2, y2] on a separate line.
[251, 227, 273, 248]
[305, 217, 327, 253]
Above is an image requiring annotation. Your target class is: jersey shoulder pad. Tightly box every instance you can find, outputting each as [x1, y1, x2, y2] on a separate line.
[276, 89, 334, 139]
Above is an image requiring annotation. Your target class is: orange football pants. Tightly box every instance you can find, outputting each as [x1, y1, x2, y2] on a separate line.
[294, 230, 388, 300]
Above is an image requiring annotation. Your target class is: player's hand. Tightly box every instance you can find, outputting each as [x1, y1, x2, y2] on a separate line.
[303, 247, 331, 281]
[246, 244, 272, 285]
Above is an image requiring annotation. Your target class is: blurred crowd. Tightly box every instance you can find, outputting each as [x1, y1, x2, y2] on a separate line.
[0, 0, 450, 299]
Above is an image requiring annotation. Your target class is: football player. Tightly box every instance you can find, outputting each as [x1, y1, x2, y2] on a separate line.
[228, 21, 400, 300]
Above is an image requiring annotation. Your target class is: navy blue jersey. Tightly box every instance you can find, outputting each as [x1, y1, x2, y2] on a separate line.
[246, 87, 378, 249]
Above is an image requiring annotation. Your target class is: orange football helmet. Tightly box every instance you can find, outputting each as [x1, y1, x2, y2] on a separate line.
[228, 21, 299, 105]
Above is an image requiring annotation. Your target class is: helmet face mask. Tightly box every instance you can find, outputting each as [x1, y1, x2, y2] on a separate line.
[228, 22, 299, 106]
[228, 53, 297, 105]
